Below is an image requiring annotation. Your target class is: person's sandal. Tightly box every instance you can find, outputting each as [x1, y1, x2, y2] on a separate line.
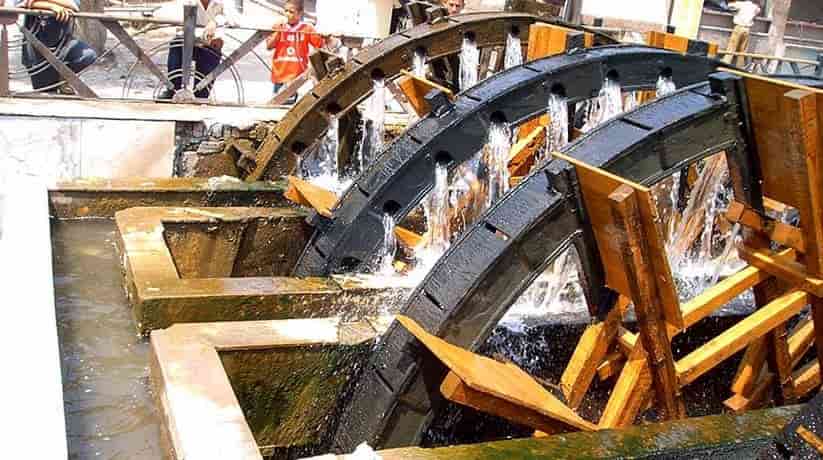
[56, 84, 76, 96]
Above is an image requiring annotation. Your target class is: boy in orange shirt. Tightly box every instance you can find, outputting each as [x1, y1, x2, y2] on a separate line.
[267, 0, 326, 104]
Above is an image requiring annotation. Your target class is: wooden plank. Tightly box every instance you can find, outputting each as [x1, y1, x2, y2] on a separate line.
[788, 316, 815, 367]
[724, 371, 774, 412]
[609, 184, 684, 420]
[284, 176, 421, 249]
[766, 323, 796, 403]
[797, 425, 823, 454]
[675, 290, 810, 386]
[402, 316, 596, 431]
[597, 352, 625, 381]
[556, 151, 683, 329]
[508, 124, 546, 177]
[680, 264, 771, 328]
[793, 360, 822, 398]
[599, 343, 651, 428]
[526, 23, 581, 60]
[737, 245, 823, 297]
[616, 326, 638, 355]
[397, 315, 596, 431]
[726, 201, 806, 253]
[731, 338, 767, 396]
[396, 70, 454, 117]
[18, 26, 97, 98]
[560, 304, 623, 409]
[100, 19, 174, 91]
[784, 90, 823, 384]
[440, 371, 578, 435]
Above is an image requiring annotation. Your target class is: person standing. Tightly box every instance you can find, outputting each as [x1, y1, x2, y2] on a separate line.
[724, 1, 761, 66]
[158, 0, 238, 100]
[267, 0, 326, 105]
[17, 0, 97, 94]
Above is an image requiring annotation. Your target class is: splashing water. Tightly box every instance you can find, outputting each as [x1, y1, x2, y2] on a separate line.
[656, 75, 677, 97]
[355, 79, 388, 175]
[416, 163, 452, 277]
[376, 213, 397, 275]
[504, 31, 523, 70]
[583, 78, 623, 131]
[623, 92, 639, 112]
[459, 36, 480, 90]
[480, 121, 513, 210]
[536, 93, 569, 167]
[305, 116, 340, 190]
[413, 49, 427, 78]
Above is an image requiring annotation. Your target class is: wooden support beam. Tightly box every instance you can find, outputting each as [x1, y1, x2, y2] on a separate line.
[441, 371, 580, 435]
[397, 315, 596, 432]
[597, 352, 625, 381]
[616, 327, 637, 356]
[788, 316, 815, 368]
[793, 360, 822, 398]
[284, 176, 423, 250]
[731, 338, 768, 396]
[599, 344, 651, 428]
[609, 184, 684, 420]
[396, 70, 455, 117]
[726, 201, 806, 253]
[680, 264, 771, 328]
[738, 245, 823, 297]
[724, 371, 775, 412]
[99, 19, 174, 91]
[765, 322, 796, 404]
[797, 425, 823, 454]
[675, 290, 809, 386]
[560, 304, 623, 409]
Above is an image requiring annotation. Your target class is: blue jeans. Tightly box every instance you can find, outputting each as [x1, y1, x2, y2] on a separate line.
[273, 82, 298, 104]
[167, 39, 221, 98]
[21, 17, 97, 91]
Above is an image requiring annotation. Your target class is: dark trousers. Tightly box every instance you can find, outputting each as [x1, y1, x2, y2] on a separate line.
[167, 40, 221, 99]
[273, 81, 298, 104]
[21, 18, 97, 91]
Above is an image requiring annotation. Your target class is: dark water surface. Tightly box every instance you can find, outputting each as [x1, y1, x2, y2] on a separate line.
[52, 219, 161, 459]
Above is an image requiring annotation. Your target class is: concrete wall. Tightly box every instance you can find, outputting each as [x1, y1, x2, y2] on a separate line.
[0, 117, 174, 186]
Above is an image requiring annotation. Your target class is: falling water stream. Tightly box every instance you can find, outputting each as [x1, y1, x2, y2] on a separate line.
[656, 75, 677, 97]
[480, 121, 513, 210]
[504, 31, 523, 70]
[376, 213, 398, 275]
[459, 36, 480, 91]
[356, 78, 388, 175]
[413, 49, 427, 79]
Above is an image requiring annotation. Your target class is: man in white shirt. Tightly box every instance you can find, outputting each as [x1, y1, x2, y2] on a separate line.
[724, 1, 761, 66]
[442, 0, 464, 15]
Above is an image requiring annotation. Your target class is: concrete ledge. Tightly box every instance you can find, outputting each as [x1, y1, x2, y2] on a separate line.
[311, 405, 799, 459]
[115, 206, 400, 333]
[150, 316, 390, 460]
[49, 177, 290, 219]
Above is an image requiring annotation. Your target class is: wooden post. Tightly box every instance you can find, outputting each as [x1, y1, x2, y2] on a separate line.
[0, 25, 8, 97]
[783, 89, 823, 383]
[609, 184, 685, 420]
[181, 4, 197, 93]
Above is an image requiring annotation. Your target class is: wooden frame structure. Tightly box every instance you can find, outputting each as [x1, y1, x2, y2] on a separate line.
[393, 74, 823, 430]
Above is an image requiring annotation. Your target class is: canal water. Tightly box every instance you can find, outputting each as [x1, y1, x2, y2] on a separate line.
[52, 219, 161, 459]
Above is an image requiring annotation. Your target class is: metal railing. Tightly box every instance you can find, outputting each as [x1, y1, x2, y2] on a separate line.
[717, 50, 823, 76]
[0, 5, 366, 106]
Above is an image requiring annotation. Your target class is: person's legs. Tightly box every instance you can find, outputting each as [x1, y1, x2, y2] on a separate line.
[724, 26, 743, 65]
[735, 28, 751, 68]
[166, 38, 183, 91]
[22, 18, 64, 91]
[193, 45, 221, 99]
[63, 38, 97, 74]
